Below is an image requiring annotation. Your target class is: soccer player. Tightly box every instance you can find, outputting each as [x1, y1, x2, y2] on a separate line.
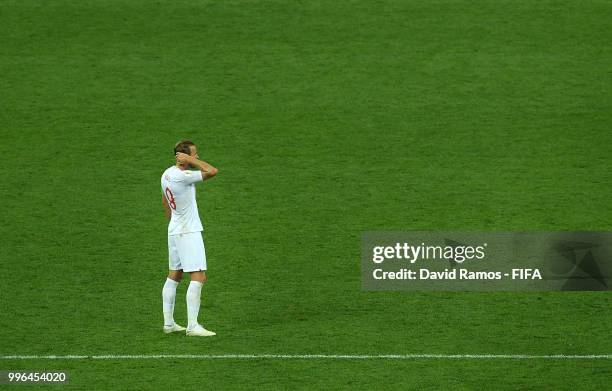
[160, 140, 218, 337]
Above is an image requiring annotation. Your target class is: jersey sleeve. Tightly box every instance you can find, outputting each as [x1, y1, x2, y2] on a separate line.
[182, 170, 203, 184]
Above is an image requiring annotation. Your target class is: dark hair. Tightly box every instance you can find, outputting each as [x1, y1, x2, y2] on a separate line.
[174, 140, 195, 155]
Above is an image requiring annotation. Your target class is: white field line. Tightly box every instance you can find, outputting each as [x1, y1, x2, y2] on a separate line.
[0, 354, 611, 360]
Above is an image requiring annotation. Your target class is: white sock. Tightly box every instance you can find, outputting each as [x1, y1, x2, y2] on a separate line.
[162, 278, 179, 326]
[186, 280, 203, 329]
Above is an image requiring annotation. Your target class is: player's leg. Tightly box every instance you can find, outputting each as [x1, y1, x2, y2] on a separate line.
[163, 235, 186, 333]
[185, 271, 214, 336]
[162, 270, 183, 326]
[179, 232, 215, 336]
[186, 271, 205, 328]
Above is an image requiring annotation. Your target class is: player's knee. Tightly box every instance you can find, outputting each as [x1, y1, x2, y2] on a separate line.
[168, 270, 183, 282]
[191, 271, 206, 283]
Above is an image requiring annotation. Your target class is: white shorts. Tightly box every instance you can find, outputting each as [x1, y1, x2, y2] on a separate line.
[168, 231, 207, 272]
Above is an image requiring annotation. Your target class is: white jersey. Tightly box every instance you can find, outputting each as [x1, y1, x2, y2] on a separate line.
[161, 166, 204, 236]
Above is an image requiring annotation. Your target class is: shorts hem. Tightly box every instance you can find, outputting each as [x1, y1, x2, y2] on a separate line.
[182, 267, 207, 272]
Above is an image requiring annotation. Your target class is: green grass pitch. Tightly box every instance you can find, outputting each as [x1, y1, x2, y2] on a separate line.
[1, 0, 611, 389]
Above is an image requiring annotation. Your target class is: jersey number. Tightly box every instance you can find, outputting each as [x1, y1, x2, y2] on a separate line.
[165, 187, 176, 210]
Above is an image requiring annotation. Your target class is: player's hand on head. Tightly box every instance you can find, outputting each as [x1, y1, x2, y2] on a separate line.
[176, 152, 191, 164]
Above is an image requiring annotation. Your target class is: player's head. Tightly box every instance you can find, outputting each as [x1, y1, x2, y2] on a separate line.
[174, 140, 199, 167]
[174, 140, 197, 156]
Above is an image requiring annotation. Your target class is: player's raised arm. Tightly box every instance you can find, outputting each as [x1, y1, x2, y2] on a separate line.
[176, 152, 218, 181]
